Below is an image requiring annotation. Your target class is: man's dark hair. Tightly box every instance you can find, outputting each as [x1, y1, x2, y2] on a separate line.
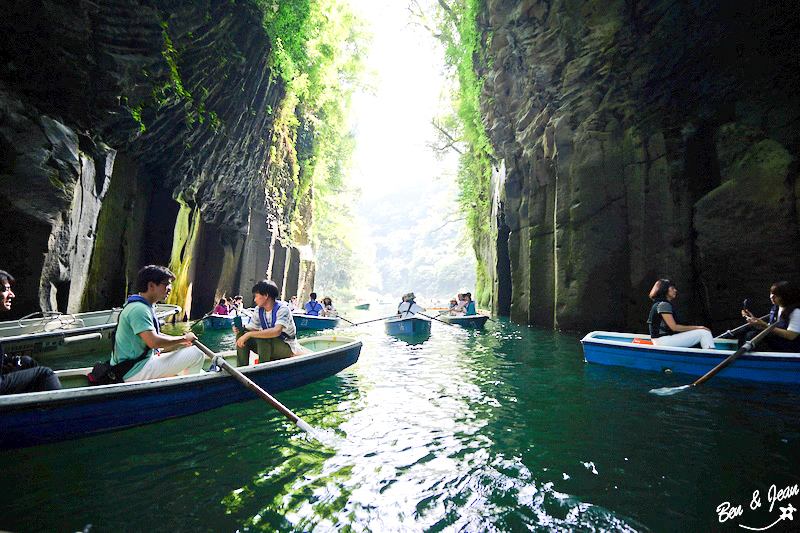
[253, 280, 279, 299]
[135, 265, 175, 293]
[0, 269, 14, 287]
[310, 292, 317, 300]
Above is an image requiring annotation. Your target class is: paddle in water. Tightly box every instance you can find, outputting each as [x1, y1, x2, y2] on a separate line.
[193, 340, 317, 435]
[650, 322, 778, 396]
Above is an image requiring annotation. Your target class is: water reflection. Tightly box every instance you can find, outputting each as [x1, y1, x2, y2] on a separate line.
[0, 313, 797, 532]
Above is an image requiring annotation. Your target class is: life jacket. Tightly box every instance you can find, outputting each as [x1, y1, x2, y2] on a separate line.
[305, 300, 323, 316]
[109, 295, 159, 366]
[770, 305, 800, 351]
[258, 302, 295, 340]
[647, 298, 675, 338]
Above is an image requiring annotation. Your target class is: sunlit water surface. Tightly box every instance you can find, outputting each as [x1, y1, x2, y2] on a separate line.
[1, 308, 799, 532]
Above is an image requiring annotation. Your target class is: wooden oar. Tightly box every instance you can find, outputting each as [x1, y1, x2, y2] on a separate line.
[714, 314, 769, 339]
[336, 315, 357, 325]
[349, 315, 400, 326]
[193, 340, 315, 434]
[650, 321, 779, 396]
[418, 312, 458, 327]
[189, 313, 210, 331]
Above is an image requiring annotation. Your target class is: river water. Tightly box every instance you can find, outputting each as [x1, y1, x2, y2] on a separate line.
[1, 306, 799, 532]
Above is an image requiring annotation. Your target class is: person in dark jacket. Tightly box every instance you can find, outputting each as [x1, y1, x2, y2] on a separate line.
[0, 269, 62, 394]
[740, 280, 800, 352]
[646, 278, 715, 350]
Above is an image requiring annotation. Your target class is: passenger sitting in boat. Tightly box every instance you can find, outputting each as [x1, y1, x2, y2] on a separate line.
[647, 278, 715, 350]
[304, 293, 324, 316]
[0, 269, 62, 394]
[234, 280, 299, 366]
[449, 298, 458, 311]
[455, 293, 468, 313]
[232, 295, 244, 312]
[740, 280, 800, 352]
[463, 293, 476, 316]
[288, 295, 298, 311]
[214, 299, 229, 315]
[397, 294, 407, 314]
[112, 265, 204, 382]
[398, 293, 425, 317]
[320, 297, 337, 316]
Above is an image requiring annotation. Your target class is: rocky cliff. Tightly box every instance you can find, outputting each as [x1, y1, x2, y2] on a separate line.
[477, 0, 799, 332]
[0, 0, 314, 319]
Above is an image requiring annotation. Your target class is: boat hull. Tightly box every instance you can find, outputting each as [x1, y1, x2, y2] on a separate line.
[202, 314, 235, 330]
[581, 331, 800, 384]
[0, 305, 181, 364]
[0, 336, 361, 449]
[439, 314, 489, 329]
[354, 303, 370, 310]
[293, 314, 341, 330]
[385, 316, 432, 337]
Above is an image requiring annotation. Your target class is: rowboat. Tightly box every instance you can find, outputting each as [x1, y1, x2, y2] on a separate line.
[0, 304, 181, 364]
[202, 313, 237, 330]
[292, 313, 340, 331]
[0, 335, 361, 449]
[438, 314, 489, 329]
[581, 331, 800, 384]
[354, 303, 370, 310]
[385, 315, 431, 337]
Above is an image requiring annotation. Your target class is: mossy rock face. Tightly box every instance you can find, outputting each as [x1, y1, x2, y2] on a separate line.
[0, 0, 311, 315]
[476, 0, 800, 331]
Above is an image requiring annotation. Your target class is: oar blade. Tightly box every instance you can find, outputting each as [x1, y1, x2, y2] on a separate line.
[649, 384, 691, 396]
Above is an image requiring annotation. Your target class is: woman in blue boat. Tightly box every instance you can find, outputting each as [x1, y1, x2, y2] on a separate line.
[647, 279, 716, 350]
[741, 280, 800, 352]
[320, 297, 337, 316]
[214, 299, 229, 315]
[462, 293, 476, 316]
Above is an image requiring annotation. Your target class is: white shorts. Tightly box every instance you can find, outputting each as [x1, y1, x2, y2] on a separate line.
[652, 329, 716, 350]
[125, 346, 205, 381]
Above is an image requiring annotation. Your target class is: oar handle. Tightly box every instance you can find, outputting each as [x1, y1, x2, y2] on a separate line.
[714, 314, 770, 339]
[193, 341, 303, 426]
[351, 315, 400, 326]
[418, 312, 456, 326]
[692, 321, 779, 387]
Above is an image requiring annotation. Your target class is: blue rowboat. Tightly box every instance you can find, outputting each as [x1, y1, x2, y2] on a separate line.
[202, 314, 235, 330]
[581, 331, 800, 384]
[439, 314, 489, 329]
[0, 335, 361, 449]
[292, 314, 340, 331]
[385, 315, 432, 337]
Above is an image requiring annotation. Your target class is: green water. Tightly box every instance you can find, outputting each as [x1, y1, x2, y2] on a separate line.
[1, 308, 799, 532]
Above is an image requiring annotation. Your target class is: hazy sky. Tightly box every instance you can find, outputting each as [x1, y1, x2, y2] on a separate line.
[347, 0, 456, 201]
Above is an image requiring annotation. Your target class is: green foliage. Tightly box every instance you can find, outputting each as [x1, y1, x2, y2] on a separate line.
[357, 181, 477, 300]
[419, 0, 494, 294]
[253, 0, 376, 298]
[314, 184, 380, 301]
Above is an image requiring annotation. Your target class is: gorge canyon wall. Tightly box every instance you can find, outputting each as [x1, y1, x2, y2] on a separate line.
[477, 0, 800, 332]
[0, 0, 314, 319]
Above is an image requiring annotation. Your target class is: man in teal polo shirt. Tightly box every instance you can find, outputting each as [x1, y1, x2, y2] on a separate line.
[112, 265, 204, 381]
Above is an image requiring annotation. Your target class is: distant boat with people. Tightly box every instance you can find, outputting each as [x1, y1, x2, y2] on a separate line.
[385, 315, 431, 337]
[292, 313, 341, 331]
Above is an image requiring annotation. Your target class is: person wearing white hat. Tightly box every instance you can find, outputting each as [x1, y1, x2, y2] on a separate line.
[398, 293, 425, 317]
